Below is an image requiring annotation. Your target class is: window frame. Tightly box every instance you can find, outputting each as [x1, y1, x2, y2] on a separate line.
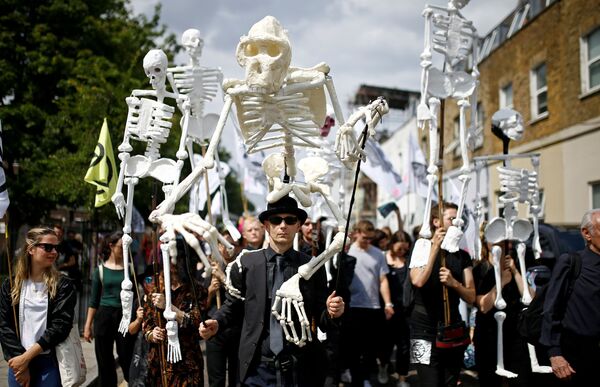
[530, 62, 549, 120]
[499, 82, 514, 109]
[580, 27, 600, 95]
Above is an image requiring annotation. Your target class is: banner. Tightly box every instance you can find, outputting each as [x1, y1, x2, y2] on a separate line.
[84, 118, 117, 207]
[402, 131, 432, 199]
[362, 138, 404, 199]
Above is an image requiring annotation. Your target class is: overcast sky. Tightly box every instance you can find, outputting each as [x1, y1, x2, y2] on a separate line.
[127, 0, 518, 172]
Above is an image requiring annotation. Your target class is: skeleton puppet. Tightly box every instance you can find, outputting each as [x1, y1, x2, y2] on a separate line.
[412, 0, 479, 265]
[149, 16, 388, 347]
[480, 109, 548, 375]
[112, 49, 191, 336]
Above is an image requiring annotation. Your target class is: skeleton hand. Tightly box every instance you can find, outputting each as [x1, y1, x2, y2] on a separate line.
[335, 123, 364, 167]
[272, 274, 312, 347]
[112, 192, 126, 219]
[165, 318, 182, 363]
[118, 289, 133, 335]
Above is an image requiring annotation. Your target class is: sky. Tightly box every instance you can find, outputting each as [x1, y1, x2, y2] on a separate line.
[126, 0, 518, 173]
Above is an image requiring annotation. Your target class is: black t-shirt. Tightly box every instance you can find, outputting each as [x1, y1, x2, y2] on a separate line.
[472, 261, 523, 345]
[410, 249, 473, 340]
[387, 264, 407, 309]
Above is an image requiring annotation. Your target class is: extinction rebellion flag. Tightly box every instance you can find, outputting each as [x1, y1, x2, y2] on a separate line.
[84, 118, 117, 207]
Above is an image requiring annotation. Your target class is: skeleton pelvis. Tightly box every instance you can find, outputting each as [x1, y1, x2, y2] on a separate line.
[125, 155, 179, 184]
[428, 68, 475, 99]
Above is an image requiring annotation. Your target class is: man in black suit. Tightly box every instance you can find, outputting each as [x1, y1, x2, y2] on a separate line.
[200, 195, 345, 386]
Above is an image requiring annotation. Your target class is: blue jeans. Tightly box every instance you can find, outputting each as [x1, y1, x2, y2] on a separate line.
[8, 353, 61, 387]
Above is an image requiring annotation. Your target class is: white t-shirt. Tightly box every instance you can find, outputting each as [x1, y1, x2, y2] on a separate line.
[348, 244, 389, 308]
[20, 279, 49, 352]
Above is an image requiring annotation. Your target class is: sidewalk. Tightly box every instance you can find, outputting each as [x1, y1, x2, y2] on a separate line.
[0, 338, 125, 387]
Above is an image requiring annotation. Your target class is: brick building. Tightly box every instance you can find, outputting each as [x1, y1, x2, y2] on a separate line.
[442, 0, 600, 227]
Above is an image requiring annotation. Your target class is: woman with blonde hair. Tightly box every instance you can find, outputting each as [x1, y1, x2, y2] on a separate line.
[0, 227, 76, 386]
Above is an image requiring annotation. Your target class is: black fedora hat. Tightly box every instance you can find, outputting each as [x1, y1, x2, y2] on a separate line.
[258, 195, 307, 224]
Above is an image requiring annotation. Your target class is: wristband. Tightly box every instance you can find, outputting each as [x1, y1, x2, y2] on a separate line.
[385, 303, 394, 308]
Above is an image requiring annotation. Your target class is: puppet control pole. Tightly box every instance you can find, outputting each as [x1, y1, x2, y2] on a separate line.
[437, 99, 451, 326]
[150, 182, 169, 387]
[335, 113, 381, 292]
[4, 215, 19, 338]
[201, 143, 221, 309]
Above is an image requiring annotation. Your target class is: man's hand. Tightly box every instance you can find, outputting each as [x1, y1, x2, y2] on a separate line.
[384, 304, 395, 320]
[199, 319, 219, 340]
[8, 353, 30, 378]
[326, 291, 345, 319]
[135, 306, 144, 321]
[151, 327, 166, 343]
[439, 267, 458, 289]
[550, 355, 575, 380]
[14, 367, 30, 386]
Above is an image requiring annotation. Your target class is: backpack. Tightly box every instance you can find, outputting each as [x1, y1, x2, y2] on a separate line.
[517, 252, 581, 346]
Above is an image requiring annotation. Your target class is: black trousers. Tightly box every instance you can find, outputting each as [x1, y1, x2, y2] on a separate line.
[346, 307, 384, 386]
[380, 308, 410, 376]
[413, 345, 463, 387]
[94, 305, 134, 387]
[206, 326, 241, 387]
[561, 330, 600, 387]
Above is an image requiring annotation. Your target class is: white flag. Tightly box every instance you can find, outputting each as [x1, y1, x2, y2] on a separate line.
[189, 154, 231, 212]
[362, 138, 404, 199]
[403, 131, 431, 199]
[0, 122, 9, 218]
[211, 191, 222, 216]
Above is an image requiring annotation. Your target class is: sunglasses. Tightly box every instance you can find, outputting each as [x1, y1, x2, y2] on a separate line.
[268, 215, 299, 225]
[36, 243, 61, 253]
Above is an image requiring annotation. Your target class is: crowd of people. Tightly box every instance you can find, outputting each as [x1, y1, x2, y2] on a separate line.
[0, 202, 598, 387]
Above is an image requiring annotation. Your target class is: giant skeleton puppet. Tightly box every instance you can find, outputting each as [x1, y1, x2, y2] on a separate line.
[475, 108, 548, 376]
[412, 0, 479, 264]
[111, 49, 191, 340]
[167, 29, 241, 240]
[149, 16, 389, 348]
[112, 47, 233, 362]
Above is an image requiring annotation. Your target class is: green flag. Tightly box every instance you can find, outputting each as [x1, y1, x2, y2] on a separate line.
[84, 118, 117, 207]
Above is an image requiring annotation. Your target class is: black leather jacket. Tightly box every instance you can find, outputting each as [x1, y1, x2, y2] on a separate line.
[0, 275, 76, 360]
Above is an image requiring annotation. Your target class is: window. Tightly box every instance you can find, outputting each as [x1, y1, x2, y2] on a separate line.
[500, 83, 513, 109]
[581, 27, 600, 94]
[530, 63, 548, 119]
[471, 102, 484, 149]
[592, 181, 600, 208]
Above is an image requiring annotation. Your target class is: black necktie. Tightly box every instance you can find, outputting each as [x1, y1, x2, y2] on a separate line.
[270, 255, 285, 355]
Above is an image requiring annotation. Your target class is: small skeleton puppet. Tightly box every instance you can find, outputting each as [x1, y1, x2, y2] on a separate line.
[112, 49, 191, 335]
[149, 16, 388, 347]
[168, 29, 225, 217]
[416, 0, 479, 254]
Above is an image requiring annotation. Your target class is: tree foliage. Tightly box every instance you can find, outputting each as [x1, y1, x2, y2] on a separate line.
[0, 0, 180, 226]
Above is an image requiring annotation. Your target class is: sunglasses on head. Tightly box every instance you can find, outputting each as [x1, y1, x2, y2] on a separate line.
[36, 243, 61, 253]
[268, 215, 299, 225]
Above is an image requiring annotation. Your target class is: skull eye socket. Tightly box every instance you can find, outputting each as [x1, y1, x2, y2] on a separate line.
[244, 43, 258, 57]
[266, 43, 280, 57]
[153, 67, 162, 74]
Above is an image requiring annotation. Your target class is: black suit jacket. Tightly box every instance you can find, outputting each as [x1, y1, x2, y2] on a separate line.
[214, 246, 332, 382]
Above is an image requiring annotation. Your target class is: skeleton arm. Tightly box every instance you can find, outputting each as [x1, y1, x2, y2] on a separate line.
[417, 7, 434, 127]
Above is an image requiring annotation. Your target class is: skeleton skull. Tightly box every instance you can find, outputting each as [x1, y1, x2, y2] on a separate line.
[143, 49, 168, 91]
[236, 16, 291, 94]
[492, 108, 524, 141]
[182, 28, 204, 59]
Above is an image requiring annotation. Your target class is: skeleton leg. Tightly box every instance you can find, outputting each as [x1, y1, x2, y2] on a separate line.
[494, 311, 518, 378]
[516, 243, 533, 305]
[442, 99, 471, 253]
[417, 8, 434, 127]
[118, 177, 136, 335]
[491, 246, 507, 310]
[160, 243, 182, 363]
[527, 343, 553, 373]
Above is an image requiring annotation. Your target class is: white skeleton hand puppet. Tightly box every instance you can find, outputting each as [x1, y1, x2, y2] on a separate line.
[113, 49, 191, 335]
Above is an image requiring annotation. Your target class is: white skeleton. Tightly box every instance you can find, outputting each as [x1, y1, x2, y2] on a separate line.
[414, 0, 479, 257]
[149, 16, 388, 347]
[112, 49, 191, 336]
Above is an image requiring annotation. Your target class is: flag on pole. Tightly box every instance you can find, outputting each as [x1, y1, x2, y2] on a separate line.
[0, 121, 9, 218]
[362, 138, 404, 199]
[403, 131, 432, 199]
[84, 118, 117, 207]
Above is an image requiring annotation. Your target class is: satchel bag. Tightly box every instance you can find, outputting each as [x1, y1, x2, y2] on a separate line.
[435, 321, 471, 349]
[56, 324, 86, 387]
